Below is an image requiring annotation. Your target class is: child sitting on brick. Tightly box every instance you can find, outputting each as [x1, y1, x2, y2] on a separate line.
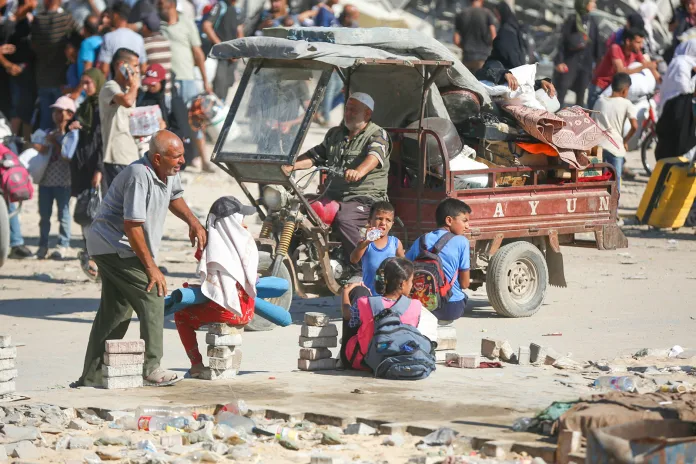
[406, 198, 472, 323]
[174, 196, 258, 378]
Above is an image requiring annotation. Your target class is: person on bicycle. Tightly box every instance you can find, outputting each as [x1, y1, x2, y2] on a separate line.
[282, 92, 390, 260]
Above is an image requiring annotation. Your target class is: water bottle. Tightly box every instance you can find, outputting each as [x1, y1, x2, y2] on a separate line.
[219, 400, 248, 416]
[593, 376, 637, 392]
[366, 228, 383, 241]
[216, 411, 256, 434]
[137, 416, 189, 431]
[511, 417, 532, 432]
[272, 426, 298, 441]
[135, 405, 194, 418]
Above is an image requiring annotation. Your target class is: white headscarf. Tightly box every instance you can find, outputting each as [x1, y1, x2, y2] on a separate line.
[659, 38, 696, 112]
[640, 1, 659, 51]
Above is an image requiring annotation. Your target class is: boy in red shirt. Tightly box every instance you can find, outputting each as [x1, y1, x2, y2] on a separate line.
[588, 28, 658, 109]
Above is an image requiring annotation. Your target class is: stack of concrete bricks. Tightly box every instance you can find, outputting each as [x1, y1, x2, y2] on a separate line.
[479, 338, 560, 366]
[203, 324, 243, 380]
[298, 313, 338, 371]
[102, 339, 145, 389]
[434, 326, 457, 362]
[0, 335, 17, 398]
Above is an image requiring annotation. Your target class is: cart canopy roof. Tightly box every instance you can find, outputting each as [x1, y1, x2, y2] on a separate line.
[210, 27, 491, 107]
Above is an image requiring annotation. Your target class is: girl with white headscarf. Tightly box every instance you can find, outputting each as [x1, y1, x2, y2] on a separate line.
[658, 38, 696, 112]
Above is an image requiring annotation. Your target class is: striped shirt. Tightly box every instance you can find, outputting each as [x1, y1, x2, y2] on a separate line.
[144, 33, 173, 96]
[31, 10, 78, 88]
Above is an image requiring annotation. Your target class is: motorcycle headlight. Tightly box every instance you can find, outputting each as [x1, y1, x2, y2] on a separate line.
[263, 186, 288, 210]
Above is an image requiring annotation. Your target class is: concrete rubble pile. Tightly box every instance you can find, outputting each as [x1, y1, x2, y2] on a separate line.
[0, 335, 17, 398]
[299, 312, 338, 371]
[0, 402, 553, 463]
[203, 324, 244, 380]
[103, 339, 145, 389]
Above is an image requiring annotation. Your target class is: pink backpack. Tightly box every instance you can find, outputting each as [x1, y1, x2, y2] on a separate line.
[0, 144, 33, 203]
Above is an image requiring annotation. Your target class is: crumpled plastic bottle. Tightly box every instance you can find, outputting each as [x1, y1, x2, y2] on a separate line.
[511, 417, 532, 432]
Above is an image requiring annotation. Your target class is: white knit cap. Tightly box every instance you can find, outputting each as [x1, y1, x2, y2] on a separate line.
[348, 92, 375, 111]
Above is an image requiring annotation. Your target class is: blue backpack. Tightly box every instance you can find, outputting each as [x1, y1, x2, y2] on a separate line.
[361, 296, 436, 380]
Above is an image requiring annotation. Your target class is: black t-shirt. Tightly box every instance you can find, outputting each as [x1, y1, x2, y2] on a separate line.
[454, 7, 496, 62]
[5, 18, 33, 65]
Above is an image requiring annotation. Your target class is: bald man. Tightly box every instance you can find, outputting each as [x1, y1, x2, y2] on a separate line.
[77, 130, 207, 387]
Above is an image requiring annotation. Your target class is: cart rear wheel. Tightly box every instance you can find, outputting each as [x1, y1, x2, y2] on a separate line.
[486, 241, 548, 318]
[0, 200, 9, 269]
[246, 251, 293, 332]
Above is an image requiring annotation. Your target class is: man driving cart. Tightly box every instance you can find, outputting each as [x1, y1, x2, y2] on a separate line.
[283, 92, 390, 261]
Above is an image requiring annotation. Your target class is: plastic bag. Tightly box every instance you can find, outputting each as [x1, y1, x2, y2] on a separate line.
[18, 148, 49, 184]
[74, 188, 101, 226]
[61, 129, 80, 160]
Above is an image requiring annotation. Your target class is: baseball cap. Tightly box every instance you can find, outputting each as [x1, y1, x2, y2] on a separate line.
[50, 96, 77, 113]
[208, 196, 257, 220]
[348, 92, 375, 111]
[141, 11, 161, 32]
[142, 64, 166, 86]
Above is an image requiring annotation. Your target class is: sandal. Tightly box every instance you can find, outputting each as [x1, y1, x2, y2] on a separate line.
[143, 368, 181, 387]
[79, 250, 100, 282]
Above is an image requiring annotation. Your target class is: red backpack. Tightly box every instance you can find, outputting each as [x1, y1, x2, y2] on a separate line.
[409, 232, 456, 312]
[0, 144, 33, 203]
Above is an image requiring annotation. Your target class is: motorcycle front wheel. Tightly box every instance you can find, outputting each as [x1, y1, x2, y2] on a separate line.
[246, 251, 294, 332]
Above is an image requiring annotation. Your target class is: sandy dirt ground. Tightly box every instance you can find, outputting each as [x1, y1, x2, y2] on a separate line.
[1, 120, 696, 462]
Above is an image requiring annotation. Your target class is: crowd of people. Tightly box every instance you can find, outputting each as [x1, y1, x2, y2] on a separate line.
[0, 0, 360, 268]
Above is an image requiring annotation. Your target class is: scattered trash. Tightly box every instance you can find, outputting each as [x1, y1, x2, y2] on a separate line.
[668, 345, 685, 358]
[542, 333, 562, 336]
[511, 417, 532, 432]
[350, 389, 375, 395]
[418, 427, 459, 446]
[593, 375, 637, 392]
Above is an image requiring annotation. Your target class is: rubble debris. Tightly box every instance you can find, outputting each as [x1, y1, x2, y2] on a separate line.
[445, 353, 481, 369]
[530, 343, 547, 364]
[418, 427, 458, 446]
[481, 338, 502, 359]
[499, 341, 516, 363]
[481, 439, 515, 459]
[344, 423, 376, 436]
[382, 434, 405, 446]
[518, 346, 531, 365]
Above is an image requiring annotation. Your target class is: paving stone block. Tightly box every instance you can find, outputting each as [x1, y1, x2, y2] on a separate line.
[311, 456, 345, 464]
[545, 347, 562, 365]
[102, 364, 143, 378]
[0, 335, 11, 348]
[205, 333, 243, 347]
[435, 350, 458, 363]
[379, 423, 408, 435]
[0, 347, 17, 360]
[0, 380, 15, 396]
[0, 359, 15, 370]
[344, 423, 376, 436]
[103, 353, 144, 366]
[206, 323, 243, 336]
[104, 339, 145, 354]
[445, 353, 481, 368]
[304, 312, 330, 326]
[530, 343, 547, 364]
[298, 336, 337, 348]
[298, 358, 337, 371]
[265, 410, 305, 422]
[481, 440, 515, 459]
[207, 345, 235, 358]
[481, 339, 502, 359]
[517, 346, 531, 365]
[300, 324, 338, 338]
[499, 341, 516, 362]
[512, 441, 557, 463]
[200, 367, 238, 380]
[0, 369, 18, 382]
[208, 349, 243, 370]
[299, 347, 332, 360]
[102, 375, 143, 389]
[436, 338, 457, 351]
[304, 412, 355, 428]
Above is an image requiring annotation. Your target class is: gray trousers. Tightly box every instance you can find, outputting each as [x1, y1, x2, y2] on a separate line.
[333, 200, 371, 257]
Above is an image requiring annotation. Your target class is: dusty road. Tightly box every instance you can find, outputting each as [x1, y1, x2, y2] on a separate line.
[1, 124, 695, 441]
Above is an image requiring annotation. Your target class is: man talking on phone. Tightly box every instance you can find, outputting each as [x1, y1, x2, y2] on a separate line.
[99, 47, 143, 189]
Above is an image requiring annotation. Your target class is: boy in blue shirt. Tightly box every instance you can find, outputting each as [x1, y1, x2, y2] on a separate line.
[406, 198, 471, 322]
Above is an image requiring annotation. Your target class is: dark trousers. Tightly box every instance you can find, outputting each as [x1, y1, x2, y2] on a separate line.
[79, 254, 164, 386]
[103, 163, 128, 191]
[334, 200, 371, 257]
[213, 59, 236, 102]
[340, 286, 371, 368]
[553, 66, 592, 108]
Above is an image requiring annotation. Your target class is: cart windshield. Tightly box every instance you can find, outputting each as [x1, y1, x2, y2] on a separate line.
[218, 63, 326, 160]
